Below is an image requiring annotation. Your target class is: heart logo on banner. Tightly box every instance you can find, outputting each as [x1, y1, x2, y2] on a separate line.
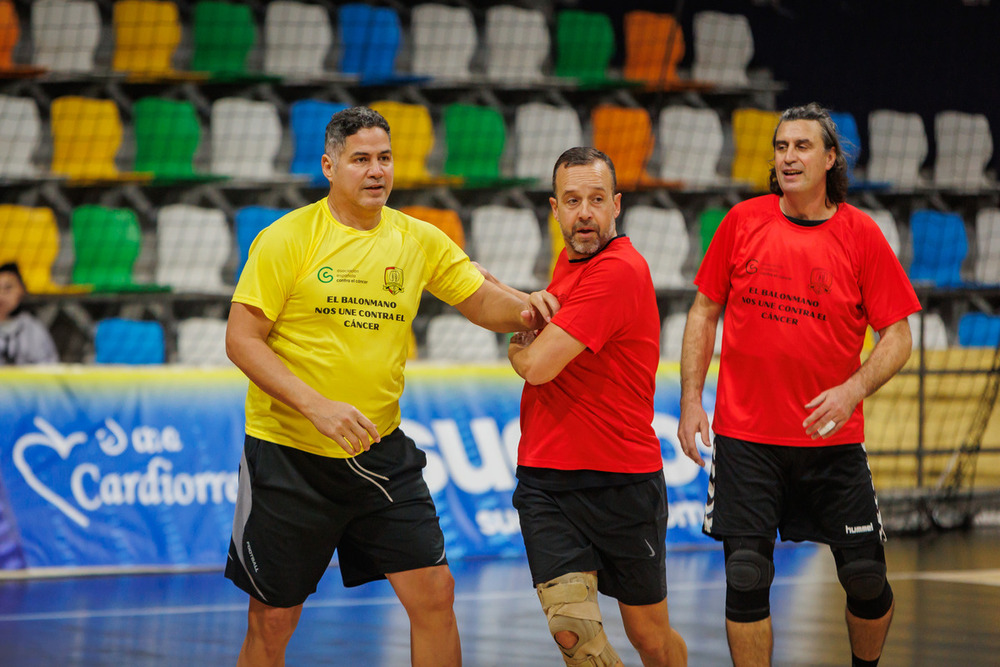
[12, 416, 91, 528]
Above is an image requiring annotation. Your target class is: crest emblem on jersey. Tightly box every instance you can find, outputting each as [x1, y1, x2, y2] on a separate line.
[809, 267, 832, 294]
[383, 266, 404, 295]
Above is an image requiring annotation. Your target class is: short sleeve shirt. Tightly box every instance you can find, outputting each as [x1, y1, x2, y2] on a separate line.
[517, 236, 663, 473]
[233, 200, 484, 457]
[695, 195, 921, 446]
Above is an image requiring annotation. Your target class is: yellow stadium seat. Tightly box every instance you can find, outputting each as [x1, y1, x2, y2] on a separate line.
[112, 0, 182, 78]
[548, 211, 564, 279]
[0, 205, 60, 293]
[369, 100, 435, 187]
[50, 97, 123, 181]
[399, 206, 465, 249]
[731, 108, 781, 191]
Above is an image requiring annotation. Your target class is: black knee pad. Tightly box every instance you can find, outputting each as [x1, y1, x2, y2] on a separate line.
[833, 544, 893, 620]
[724, 537, 775, 623]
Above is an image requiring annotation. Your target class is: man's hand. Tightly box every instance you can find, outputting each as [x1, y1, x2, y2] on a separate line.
[521, 290, 560, 329]
[305, 399, 381, 456]
[677, 399, 710, 467]
[803, 382, 864, 440]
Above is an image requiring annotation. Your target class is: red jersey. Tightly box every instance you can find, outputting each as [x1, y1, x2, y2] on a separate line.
[695, 195, 921, 446]
[517, 236, 663, 473]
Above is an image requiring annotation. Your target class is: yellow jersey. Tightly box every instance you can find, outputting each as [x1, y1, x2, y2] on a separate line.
[233, 199, 484, 457]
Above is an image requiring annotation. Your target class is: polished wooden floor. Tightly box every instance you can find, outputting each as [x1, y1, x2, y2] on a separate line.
[0, 528, 998, 666]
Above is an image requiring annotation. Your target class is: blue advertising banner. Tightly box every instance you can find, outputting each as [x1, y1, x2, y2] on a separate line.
[0, 364, 717, 570]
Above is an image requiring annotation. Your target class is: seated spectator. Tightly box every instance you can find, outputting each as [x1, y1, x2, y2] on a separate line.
[0, 263, 58, 364]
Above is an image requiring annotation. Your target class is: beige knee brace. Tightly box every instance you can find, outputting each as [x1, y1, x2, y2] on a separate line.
[536, 572, 621, 666]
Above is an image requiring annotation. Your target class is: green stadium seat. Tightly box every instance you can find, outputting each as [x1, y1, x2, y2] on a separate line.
[443, 104, 530, 188]
[698, 207, 728, 255]
[191, 1, 257, 78]
[554, 10, 624, 88]
[132, 97, 222, 183]
[71, 205, 165, 292]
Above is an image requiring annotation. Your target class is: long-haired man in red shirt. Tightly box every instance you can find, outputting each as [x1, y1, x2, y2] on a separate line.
[678, 103, 919, 667]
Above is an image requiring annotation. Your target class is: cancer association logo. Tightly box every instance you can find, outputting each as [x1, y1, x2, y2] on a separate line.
[809, 267, 833, 294]
[383, 266, 404, 295]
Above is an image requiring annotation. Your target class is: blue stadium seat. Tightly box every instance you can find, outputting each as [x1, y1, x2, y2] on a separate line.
[908, 209, 968, 287]
[94, 318, 165, 364]
[290, 99, 349, 186]
[234, 206, 292, 282]
[337, 4, 426, 85]
[829, 111, 860, 183]
[958, 312, 1000, 348]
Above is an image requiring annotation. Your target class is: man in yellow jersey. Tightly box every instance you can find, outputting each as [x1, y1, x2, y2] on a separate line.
[224, 106, 556, 666]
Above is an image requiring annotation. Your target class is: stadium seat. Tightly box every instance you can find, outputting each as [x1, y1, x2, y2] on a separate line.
[425, 314, 502, 363]
[337, 4, 423, 85]
[591, 105, 657, 189]
[974, 208, 1000, 285]
[662, 312, 724, 360]
[933, 111, 993, 190]
[484, 6, 549, 84]
[470, 206, 542, 290]
[443, 104, 508, 186]
[731, 108, 781, 191]
[132, 97, 208, 181]
[191, 1, 257, 77]
[411, 4, 476, 80]
[554, 10, 615, 85]
[658, 106, 725, 187]
[263, 1, 332, 78]
[0, 95, 40, 178]
[176, 317, 231, 365]
[623, 11, 685, 89]
[50, 96, 124, 181]
[513, 103, 584, 185]
[234, 206, 292, 282]
[94, 318, 165, 364]
[399, 206, 465, 249]
[71, 205, 143, 291]
[155, 205, 232, 292]
[210, 98, 282, 180]
[958, 312, 1000, 348]
[111, 0, 182, 78]
[691, 11, 753, 87]
[289, 99, 349, 185]
[908, 312, 949, 351]
[828, 110, 864, 186]
[0, 205, 59, 293]
[32, 0, 100, 73]
[547, 211, 564, 277]
[866, 110, 928, 189]
[369, 100, 436, 187]
[0, 1, 28, 73]
[625, 206, 689, 288]
[698, 206, 728, 256]
[908, 209, 968, 287]
[858, 207, 901, 257]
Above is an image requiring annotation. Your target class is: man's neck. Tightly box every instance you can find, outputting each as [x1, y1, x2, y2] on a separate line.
[779, 192, 837, 221]
[326, 196, 381, 231]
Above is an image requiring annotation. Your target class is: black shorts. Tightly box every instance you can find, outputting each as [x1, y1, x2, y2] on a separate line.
[225, 429, 447, 608]
[512, 475, 668, 606]
[704, 435, 886, 548]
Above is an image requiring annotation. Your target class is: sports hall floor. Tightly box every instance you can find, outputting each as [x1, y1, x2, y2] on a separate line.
[0, 528, 997, 666]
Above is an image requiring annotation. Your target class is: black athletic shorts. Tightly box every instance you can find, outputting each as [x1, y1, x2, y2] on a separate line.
[512, 475, 668, 606]
[703, 434, 886, 548]
[225, 429, 447, 608]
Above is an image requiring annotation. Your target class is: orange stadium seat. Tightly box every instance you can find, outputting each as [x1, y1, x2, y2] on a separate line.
[591, 105, 658, 189]
[399, 206, 466, 249]
[623, 11, 685, 89]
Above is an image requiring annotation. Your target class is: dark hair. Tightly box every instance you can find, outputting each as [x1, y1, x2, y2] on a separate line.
[324, 106, 391, 158]
[0, 262, 24, 287]
[0, 262, 25, 316]
[552, 147, 617, 194]
[768, 102, 849, 204]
